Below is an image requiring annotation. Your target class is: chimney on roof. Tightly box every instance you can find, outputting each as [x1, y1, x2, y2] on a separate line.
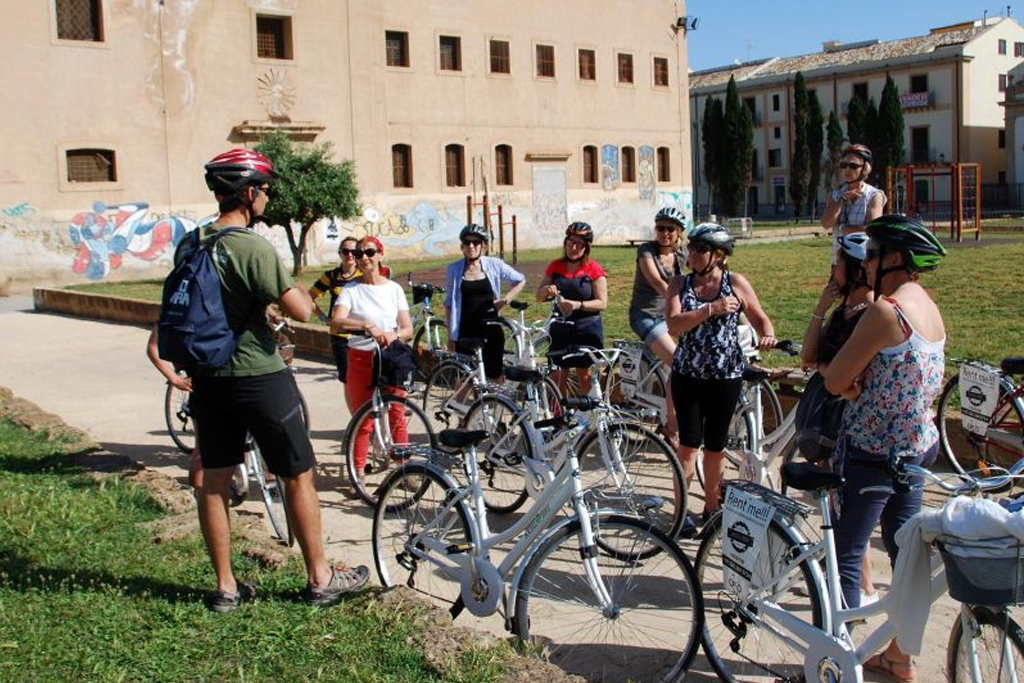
[822, 40, 842, 51]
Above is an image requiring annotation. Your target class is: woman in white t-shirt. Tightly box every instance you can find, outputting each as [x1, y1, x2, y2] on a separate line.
[330, 236, 413, 480]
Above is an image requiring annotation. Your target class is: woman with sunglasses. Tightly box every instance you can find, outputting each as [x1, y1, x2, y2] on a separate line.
[309, 236, 361, 383]
[628, 207, 687, 443]
[535, 222, 608, 395]
[665, 223, 776, 524]
[821, 144, 886, 267]
[330, 236, 413, 483]
[823, 215, 946, 682]
[444, 224, 526, 380]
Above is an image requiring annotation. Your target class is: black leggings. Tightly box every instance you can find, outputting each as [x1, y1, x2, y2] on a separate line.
[671, 374, 743, 452]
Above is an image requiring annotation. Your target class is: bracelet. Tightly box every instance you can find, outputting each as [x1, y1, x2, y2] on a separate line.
[577, 300, 584, 312]
[810, 313, 825, 321]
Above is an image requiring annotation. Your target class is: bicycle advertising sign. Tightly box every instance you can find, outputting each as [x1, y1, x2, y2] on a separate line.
[721, 487, 774, 596]
[959, 363, 1000, 436]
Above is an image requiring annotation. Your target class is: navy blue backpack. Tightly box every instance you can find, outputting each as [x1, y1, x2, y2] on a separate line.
[158, 227, 246, 372]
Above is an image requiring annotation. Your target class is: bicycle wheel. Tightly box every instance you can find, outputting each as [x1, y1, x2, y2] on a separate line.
[696, 512, 826, 683]
[938, 374, 1024, 477]
[696, 406, 756, 490]
[344, 394, 437, 506]
[249, 438, 293, 546]
[575, 422, 686, 541]
[421, 359, 473, 432]
[511, 376, 563, 421]
[749, 378, 784, 442]
[604, 350, 668, 423]
[372, 463, 474, 606]
[512, 514, 703, 683]
[947, 605, 1024, 683]
[164, 380, 195, 453]
[461, 394, 533, 514]
[413, 317, 449, 381]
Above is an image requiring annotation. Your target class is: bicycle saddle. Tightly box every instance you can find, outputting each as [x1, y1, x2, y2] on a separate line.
[508, 300, 529, 311]
[742, 365, 770, 382]
[504, 365, 544, 384]
[780, 461, 845, 492]
[1001, 357, 1024, 375]
[439, 428, 489, 450]
[549, 345, 597, 368]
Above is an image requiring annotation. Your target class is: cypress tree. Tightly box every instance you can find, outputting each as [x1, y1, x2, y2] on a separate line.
[846, 95, 867, 146]
[877, 75, 906, 189]
[807, 91, 825, 217]
[789, 72, 810, 220]
[721, 76, 753, 216]
[702, 96, 724, 215]
[825, 110, 845, 192]
[865, 98, 881, 164]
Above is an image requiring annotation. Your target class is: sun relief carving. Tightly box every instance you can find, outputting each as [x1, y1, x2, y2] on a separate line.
[257, 69, 296, 120]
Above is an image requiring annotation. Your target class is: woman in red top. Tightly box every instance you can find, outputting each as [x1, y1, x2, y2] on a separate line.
[535, 222, 608, 395]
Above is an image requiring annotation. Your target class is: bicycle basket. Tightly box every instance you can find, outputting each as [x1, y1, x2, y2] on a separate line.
[412, 283, 431, 305]
[938, 537, 1024, 606]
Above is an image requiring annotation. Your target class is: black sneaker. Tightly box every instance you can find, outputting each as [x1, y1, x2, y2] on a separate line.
[204, 581, 256, 613]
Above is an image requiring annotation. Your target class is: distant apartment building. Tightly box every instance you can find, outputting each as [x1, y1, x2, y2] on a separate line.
[688, 16, 1024, 219]
[1, 0, 693, 283]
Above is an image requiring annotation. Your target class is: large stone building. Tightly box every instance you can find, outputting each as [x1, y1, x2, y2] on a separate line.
[688, 16, 1024, 219]
[1, 0, 693, 283]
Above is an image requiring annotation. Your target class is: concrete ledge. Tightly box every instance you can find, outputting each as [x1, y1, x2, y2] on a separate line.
[33, 287, 333, 361]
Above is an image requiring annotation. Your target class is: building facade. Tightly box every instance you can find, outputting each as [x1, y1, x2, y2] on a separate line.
[688, 16, 1024, 219]
[1, 0, 693, 283]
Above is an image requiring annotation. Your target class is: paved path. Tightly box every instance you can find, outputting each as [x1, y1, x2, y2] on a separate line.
[0, 305, 970, 683]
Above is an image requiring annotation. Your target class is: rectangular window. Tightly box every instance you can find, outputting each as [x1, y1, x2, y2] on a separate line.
[536, 44, 555, 78]
[439, 35, 462, 71]
[999, 129, 1007, 149]
[853, 82, 868, 102]
[772, 93, 780, 111]
[621, 147, 636, 182]
[385, 30, 409, 67]
[910, 74, 928, 94]
[911, 127, 930, 163]
[743, 96, 756, 118]
[392, 144, 413, 188]
[578, 49, 596, 80]
[489, 39, 510, 74]
[55, 0, 102, 41]
[583, 145, 598, 183]
[751, 149, 759, 180]
[66, 148, 116, 182]
[999, 170, 1007, 184]
[256, 15, 292, 60]
[445, 144, 465, 187]
[653, 57, 669, 87]
[773, 126, 781, 140]
[1000, 73, 1008, 92]
[999, 38, 1008, 55]
[768, 148, 782, 167]
[617, 52, 634, 84]
[656, 146, 670, 182]
[495, 145, 513, 185]
[1016, 42, 1024, 57]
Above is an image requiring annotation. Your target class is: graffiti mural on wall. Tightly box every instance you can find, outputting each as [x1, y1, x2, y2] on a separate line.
[67, 201, 201, 280]
[532, 167, 568, 239]
[656, 190, 695, 233]
[638, 146, 656, 203]
[601, 145, 620, 192]
[328, 201, 465, 257]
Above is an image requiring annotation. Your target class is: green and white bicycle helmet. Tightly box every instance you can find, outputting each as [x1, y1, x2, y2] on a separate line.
[865, 214, 946, 273]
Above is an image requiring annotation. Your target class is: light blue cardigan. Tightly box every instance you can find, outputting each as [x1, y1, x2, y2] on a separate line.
[444, 256, 526, 340]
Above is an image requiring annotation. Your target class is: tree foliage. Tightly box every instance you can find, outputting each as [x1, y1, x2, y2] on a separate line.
[256, 132, 360, 275]
[846, 95, 867, 146]
[789, 72, 810, 219]
[824, 110, 845, 192]
[807, 91, 825, 217]
[702, 96, 725, 215]
[720, 76, 754, 216]
[875, 75, 906, 188]
[864, 98, 881, 162]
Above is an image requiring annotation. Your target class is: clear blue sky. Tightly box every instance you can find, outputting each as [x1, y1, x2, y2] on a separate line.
[685, 0, 1017, 71]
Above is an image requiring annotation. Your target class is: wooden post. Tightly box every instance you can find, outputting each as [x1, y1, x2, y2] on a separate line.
[482, 194, 491, 240]
[497, 204, 505, 260]
[466, 195, 472, 226]
[512, 215, 518, 264]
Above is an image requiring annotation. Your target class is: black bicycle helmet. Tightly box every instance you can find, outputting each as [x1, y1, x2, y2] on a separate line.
[655, 207, 686, 229]
[565, 221, 594, 243]
[688, 223, 735, 255]
[842, 144, 873, 164]
[204, 149, 276, 197]
[866, 214, 946, 272]
[459, 223, 490, 243]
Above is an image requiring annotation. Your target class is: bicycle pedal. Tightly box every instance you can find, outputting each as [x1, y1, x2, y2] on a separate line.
[446, 542, 473, 555]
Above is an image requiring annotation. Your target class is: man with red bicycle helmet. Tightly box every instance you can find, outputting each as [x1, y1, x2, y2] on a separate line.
[172, 149, 368, 611]
[821, 143, 886, 266]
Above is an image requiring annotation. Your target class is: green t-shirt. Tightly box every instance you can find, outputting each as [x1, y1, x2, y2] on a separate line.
[173, 225, 294, 377]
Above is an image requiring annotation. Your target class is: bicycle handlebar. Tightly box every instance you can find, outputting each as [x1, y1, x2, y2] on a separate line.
[885, 452, 1019, 496]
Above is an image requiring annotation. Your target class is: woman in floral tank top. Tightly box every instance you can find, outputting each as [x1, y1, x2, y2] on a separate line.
[823, 215, 947, 682]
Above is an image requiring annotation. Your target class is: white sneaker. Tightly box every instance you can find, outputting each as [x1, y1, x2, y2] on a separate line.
[860, 590, 880, 607]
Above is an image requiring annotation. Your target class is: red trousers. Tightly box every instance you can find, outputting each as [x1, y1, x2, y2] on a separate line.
[345, 348, 408, 471]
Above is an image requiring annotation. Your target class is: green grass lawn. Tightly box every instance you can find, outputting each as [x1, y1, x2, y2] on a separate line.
[67, 234, 1024, 371]
[0, 418, 513, 683]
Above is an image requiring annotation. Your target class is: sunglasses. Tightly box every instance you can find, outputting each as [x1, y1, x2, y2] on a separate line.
[350, 248, 379, 259]
[839, 162, 864, 170]
[865, 246, 881, 260]
[655, 224, 678, 233]
[257, 185, 273, 199]
[565, 238, 587, 248]
[461, 240, 483, 247]
[687, 243, 711, 254]
[339, 247, 359, 256]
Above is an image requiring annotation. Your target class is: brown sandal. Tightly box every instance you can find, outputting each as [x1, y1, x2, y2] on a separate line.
[864, 651, 916, 683]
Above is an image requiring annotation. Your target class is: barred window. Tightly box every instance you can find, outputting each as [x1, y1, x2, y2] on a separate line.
[439, 35, 462, 71]
[617, 53, 634, 84]
[495, 145, 513, 186]
[256, 15, 292, 60]
[490, 39, 510, 74]
[653, 57, 669, 87]
[536, 44, 555, 78]
[445, 144, 465, 187]
[392, 144, 413, 188]
[66, 149, 116, 183]
[55, 0, 102, 42]
[621, 147, 636, 182]
[582, 145, 598, 183]
[578, 49, 596, 80]
[385, 31, 409, 67]
[657, 147, 670, 182]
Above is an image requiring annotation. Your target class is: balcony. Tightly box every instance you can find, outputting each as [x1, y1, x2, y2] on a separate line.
[900, 90, 934, 109]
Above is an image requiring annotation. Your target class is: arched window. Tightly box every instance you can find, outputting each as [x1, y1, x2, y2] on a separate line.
[392, 144, 413, 188]
[445, 144, 465, 187]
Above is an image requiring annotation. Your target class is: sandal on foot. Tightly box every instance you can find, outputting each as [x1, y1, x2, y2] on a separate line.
[864, 652, 916, 683]
[302, 564, 369, 606]
[204, 581, 256, 613]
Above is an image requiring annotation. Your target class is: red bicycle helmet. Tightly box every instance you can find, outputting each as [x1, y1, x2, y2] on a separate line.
[565, 221, 594, 243]
[204, 149, 276, 196]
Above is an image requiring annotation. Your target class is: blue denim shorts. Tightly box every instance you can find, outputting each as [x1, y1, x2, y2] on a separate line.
[629, 309, 668, 345]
